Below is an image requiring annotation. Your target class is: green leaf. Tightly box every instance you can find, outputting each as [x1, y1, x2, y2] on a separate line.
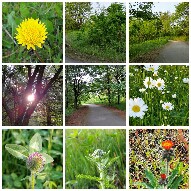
[5, 144, 28, 160]
[145, 169, 157, 188]
[29, 133, 42, 153]
[105, 156, 119, 169]
[41, 153, 54, 164]
[20, 3, 30, 18]
[167, 163, 179, 187]
[134, 182, 154, 189]
[169, 175, 183, 189]
[77, 174, 101, 182]
[42, 20, 54, 33]
[50, 171, 63, 180]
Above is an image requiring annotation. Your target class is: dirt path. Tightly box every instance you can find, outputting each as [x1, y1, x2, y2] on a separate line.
[154, 41, 189, 63]
[85, 104, 126, 126]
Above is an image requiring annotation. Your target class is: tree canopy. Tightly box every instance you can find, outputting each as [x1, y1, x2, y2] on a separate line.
[65, 65, 126, 111]
[129, 2, 189, 44]
[3, 65, 63, 126]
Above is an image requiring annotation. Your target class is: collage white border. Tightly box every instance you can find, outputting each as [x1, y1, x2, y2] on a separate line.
[0, 0, 190, 190]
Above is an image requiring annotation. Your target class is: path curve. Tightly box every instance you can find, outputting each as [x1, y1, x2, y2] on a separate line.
[155, 41, 189, 63]
[85, 104, 126, 126]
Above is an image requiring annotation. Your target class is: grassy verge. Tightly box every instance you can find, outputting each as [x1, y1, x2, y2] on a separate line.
[66, 31, 126, 63]
[129, 37, 170, 62]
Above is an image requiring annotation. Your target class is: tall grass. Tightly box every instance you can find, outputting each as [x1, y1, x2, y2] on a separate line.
[65, 129, 126, 189]
[129, 37, 170, 61]
[67, 31, 126, 63]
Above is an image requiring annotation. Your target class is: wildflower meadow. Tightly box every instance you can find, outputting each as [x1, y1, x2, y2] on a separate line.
[129, 129, 189, 189]
[2, 2, 63, 63]
[129, 65, 189, 126]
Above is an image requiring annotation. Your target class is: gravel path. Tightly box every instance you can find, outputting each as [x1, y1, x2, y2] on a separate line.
[155, 41, 189, 63]
[86, 104, 126, 126]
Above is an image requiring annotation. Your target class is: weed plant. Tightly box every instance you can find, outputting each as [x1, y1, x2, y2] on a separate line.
[2, 2, 63, 63]
[65, 129, 126, 189]
[129, 129, 189, 189]
[2, 129, 63, 189]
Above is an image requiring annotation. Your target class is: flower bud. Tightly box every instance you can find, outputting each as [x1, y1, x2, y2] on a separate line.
[160, 173, 166, 180]
[26, 152, 45, 173]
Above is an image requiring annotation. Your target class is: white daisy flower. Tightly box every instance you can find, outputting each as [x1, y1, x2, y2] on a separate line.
[143, 77, 155, 89]
[175, 77, 178, 79]
[129, 98, 148, 119]
[144, 65, 159, 72]
[139, 88, 146, 93]
[153, 72, 158, 76]
[183, 78, 189, 83]
[155, 78, 165, 90]
[162, 102, 174, 111]
[172, 94, 176, 98]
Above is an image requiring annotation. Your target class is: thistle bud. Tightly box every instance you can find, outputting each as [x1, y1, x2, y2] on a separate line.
[26, 152, 45, 173]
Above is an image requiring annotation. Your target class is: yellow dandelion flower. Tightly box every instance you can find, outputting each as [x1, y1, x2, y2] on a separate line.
[15, 18, 48, 50]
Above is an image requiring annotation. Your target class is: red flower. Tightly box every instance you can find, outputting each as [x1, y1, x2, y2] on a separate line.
[162, 140, 174, 150]
[160, 173, 167, 180]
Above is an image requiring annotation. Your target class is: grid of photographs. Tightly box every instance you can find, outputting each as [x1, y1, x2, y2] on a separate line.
[1, 0, 190, 190]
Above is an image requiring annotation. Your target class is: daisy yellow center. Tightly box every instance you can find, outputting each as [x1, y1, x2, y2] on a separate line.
[147, 81, 151, 85]
[15, 18, 48, 50]
[149, 67, 154, 72]
[157, 82, 161, 87]
[132, 105, 140, 112]
[165, 106, 170, 109]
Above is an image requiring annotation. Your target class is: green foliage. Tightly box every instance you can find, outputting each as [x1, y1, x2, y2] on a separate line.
[129, 2, 189, 61]
[65, 2, 91, 30]
[3, 129, 63, 189]
[129, 37, 170, 61]
[65, 129, 126, 189]
[144, 169, 158, 188]
[66, 65, 126, 112]
[66, 3, 126, 62]
[2, 2, 63, 63]
[5, 144, 28, 160]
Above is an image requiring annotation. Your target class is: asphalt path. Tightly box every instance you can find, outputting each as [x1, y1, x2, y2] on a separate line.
[86, 104, 126, 126]
[65, 56, 83, 63]
[155, 41, 189, 63]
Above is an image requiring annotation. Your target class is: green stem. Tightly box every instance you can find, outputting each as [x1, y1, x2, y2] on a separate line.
[165, 160, 169, 189]
[34, 50, 44, 63]
[100, 171, 105, 189]
[31, 173, 35, 189]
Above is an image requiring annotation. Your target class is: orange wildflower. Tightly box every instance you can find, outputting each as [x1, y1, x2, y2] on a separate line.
[162, 140, 174, 150]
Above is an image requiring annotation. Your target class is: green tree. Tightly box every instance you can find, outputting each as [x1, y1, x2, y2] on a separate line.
[172, 2, 189, 37]
[2, 65, 63, 126]
[65, 2, 92, 30]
